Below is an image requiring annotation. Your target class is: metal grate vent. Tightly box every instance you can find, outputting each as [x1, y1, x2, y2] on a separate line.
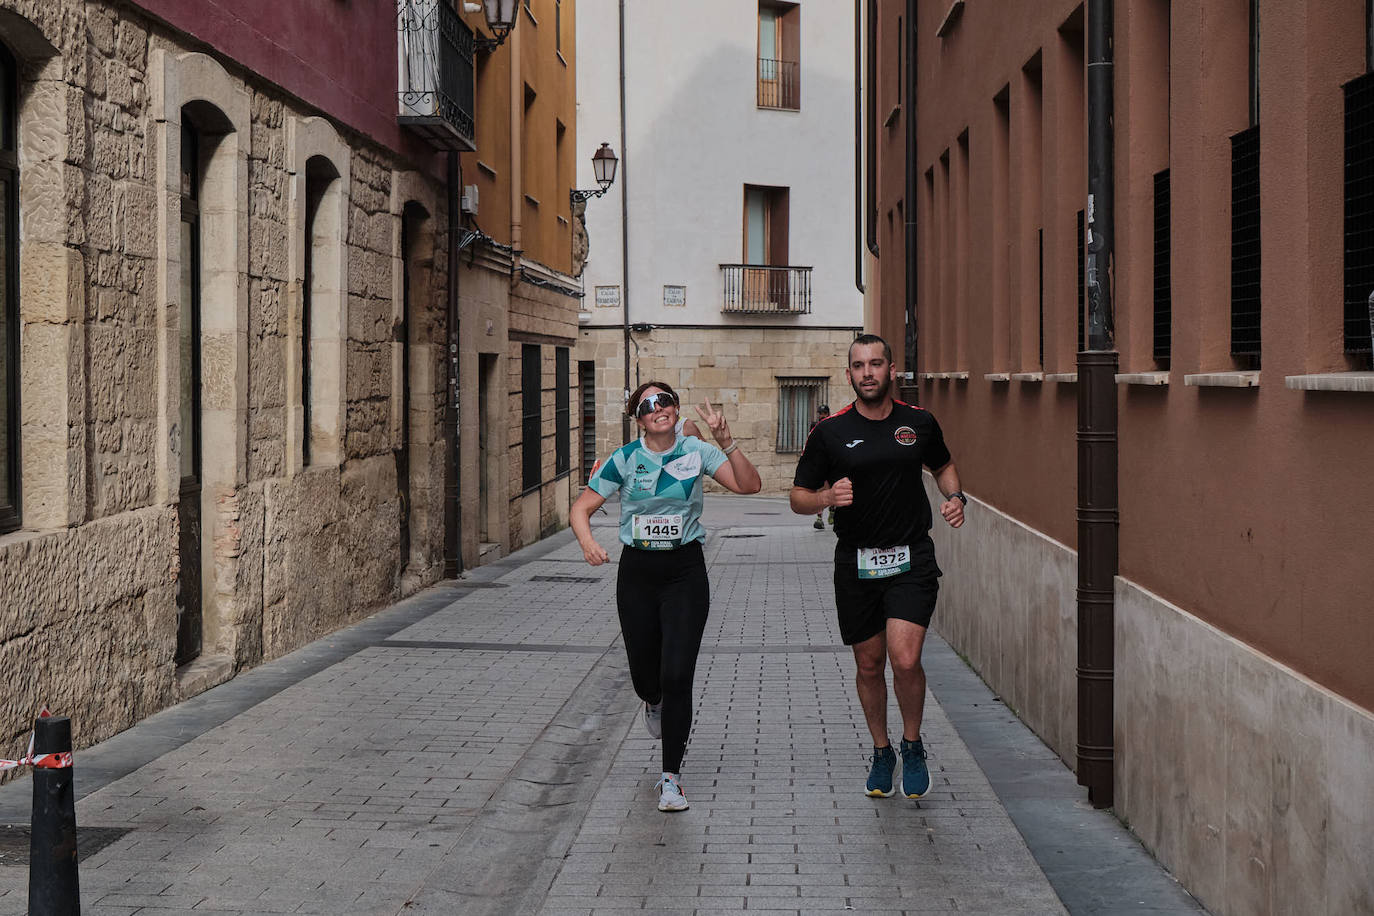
[1153, 169, 1171, 364]
[721, 534, 766, 539]
[1344, 71, 1374, 356]
[530, 575, 599, 584]
[1231, 125, 1261, 360]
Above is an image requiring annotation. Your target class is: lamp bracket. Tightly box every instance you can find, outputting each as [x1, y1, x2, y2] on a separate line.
[570, 188, 609, 204]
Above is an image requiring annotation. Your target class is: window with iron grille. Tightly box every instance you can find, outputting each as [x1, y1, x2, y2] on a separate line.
[0, 45, 17, 534]
[555, 347, 570, 475]
[521, 344, 541, 491]
[1076, 209, 1085, 353]
[1231, 125, 1261, 363]
[1153, 169, 1171, 365]
[776, 378, 826, 453]
[1344, 70, 1374, 362]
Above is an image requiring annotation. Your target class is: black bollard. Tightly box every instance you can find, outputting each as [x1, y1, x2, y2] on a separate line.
[28, 715, 79, 915]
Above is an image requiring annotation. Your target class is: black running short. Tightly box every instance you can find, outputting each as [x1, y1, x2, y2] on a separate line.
[832, 539, 941, 645]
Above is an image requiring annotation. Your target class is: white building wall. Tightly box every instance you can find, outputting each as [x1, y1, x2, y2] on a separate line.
[577, 0, 861, 331]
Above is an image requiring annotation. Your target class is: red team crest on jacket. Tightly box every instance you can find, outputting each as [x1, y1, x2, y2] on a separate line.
[893, 426, 918, 446]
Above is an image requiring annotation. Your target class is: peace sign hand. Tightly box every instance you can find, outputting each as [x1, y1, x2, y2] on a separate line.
[695, 400, 733, 448]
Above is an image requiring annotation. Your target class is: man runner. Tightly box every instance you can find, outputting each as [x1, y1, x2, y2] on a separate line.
[789, 333, 966, 798]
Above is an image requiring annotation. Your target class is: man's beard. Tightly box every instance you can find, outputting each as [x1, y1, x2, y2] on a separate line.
[850, 374, 891, 404]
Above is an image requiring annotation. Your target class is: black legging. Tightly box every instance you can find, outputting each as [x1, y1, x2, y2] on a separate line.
[616, 540, 710, 774]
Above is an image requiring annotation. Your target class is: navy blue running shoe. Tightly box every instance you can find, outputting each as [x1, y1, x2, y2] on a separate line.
[865, 745, 897, 797]
[900, 737, 931, 798]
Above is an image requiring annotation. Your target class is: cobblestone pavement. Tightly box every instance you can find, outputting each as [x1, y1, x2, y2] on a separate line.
[0, 495, 1194, 915]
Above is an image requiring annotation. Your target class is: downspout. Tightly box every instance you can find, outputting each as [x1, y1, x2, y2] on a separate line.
[619, 0, 631, 442]
[1079, 0, 1119, 809]
[903, 0, 918, 394]
[854, 0, 865, 294]
[443, 152, 463, 578]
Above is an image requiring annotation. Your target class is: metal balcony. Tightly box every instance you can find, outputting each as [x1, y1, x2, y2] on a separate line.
[398, 0, 476, 151]
[720, 264, 812, 315]
[757, 58, 799, 110]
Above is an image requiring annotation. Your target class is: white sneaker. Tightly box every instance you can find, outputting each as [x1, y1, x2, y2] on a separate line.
[644, 701, 663, 739]
[656, 772, 689, 812]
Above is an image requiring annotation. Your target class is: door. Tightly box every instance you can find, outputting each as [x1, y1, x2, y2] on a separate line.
[175, 123, 203, 666]
[478, 353, 496, 542]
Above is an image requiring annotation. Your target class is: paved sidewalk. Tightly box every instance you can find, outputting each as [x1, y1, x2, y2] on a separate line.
[0, 495, 1201, 915]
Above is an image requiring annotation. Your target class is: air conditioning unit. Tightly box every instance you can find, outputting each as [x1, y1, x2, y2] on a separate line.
[461, 184, 479, 215]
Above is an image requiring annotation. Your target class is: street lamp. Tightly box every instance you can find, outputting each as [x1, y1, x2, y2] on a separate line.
[571, 143, 619, 204]
[473, 0, 519, 51]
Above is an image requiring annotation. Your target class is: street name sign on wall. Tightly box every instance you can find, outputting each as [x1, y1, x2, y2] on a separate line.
[663, 285, 686, 307]
[595, 285, 620, 307]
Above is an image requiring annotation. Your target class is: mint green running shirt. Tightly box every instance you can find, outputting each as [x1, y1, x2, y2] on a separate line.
[587, 435, 728, 548]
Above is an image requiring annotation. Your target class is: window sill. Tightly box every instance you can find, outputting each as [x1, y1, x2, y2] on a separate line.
[522, 4, 538, 25]
[758, 104, 802, 113]
[1116, 372, 1169, 386]
[1045, 372, 1078, 383]
[1184, 371, 1259, 388]
[919, 371, 969, 380]
[556, 50, 567, 68]
[1284, 371, 1374, 393]
[478, 160, 498, 178]
[883, 105, 901, 128]
[1010, 372, 1044, 382]
[524, 193, 540, 207]
[984, 372, 1011, 382]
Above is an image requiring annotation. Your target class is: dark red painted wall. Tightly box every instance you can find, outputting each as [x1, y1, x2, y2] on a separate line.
[135, 0, 438, 167]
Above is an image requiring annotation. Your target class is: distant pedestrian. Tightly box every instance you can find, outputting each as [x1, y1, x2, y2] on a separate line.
[570, 382, 761, 811]
[809, 403, 832, 529]
[788, 334, 966, 799]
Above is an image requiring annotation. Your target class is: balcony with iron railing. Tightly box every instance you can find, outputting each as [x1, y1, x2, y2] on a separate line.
[397, 0, 476, 151]
[720, 264, 812, 315]
[757, 58, 799, 110]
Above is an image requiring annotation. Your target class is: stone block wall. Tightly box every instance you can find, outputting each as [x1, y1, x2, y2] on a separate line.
[0, 0, 452, 763]
[574, 326, 861, 494]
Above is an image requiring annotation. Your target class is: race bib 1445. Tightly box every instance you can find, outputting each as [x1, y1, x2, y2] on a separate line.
[632, 514, 684, 550]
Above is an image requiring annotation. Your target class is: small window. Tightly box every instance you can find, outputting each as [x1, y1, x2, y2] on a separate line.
[1076, 209, 1085, 354]
[0, 43, 17, 534]
[555, 347, 570, 475]
[521, 343, 542, 491]
[758, 2, 800, 109]
[1153, 169, 1171, 366]
[1231, 126, 1261, 365]
[1343, 71, 1374, 365]
[776, 377, 826, 453]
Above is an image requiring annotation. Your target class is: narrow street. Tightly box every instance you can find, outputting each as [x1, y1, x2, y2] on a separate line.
[0, 496, 1201, 915]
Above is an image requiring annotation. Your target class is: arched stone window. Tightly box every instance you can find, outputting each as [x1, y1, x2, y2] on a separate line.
[152, 49, 250, 668]
[390, 171, 440, 584]
[0, 42, 18, 533]
[286, 117, 349, 473]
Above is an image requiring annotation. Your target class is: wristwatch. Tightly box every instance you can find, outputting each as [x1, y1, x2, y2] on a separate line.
[948, 491, 967, 506]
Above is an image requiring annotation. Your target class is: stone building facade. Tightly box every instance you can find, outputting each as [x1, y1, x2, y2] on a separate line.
[0, 0, 583, 764]
[574, 0, 863, 487]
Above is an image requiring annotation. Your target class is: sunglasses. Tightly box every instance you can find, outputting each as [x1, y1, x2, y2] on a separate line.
[634, 391, 678, 418]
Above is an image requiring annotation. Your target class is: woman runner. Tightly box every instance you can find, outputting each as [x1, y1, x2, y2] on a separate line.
[570, 381, 761, 811]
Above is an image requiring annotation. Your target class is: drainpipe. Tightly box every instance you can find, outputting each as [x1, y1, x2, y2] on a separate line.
[903, 0, 918, 394]
[1078, 0, 1119, 809]
[443, 152, 463, 578]
[854, 0, 865, 295]
[619, 0, 631, 442]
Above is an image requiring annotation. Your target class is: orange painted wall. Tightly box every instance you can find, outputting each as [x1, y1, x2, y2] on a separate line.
[873, 0, 1374, 710]
[461, 0, 576, 275]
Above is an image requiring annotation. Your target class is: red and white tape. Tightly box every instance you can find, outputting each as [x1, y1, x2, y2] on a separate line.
[0, 707, 72, 773]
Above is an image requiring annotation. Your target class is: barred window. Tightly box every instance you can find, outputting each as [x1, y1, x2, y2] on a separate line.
[521, 344, 541, 491]
[554, 347, 570, 475]
[776, 377, 826, 453]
